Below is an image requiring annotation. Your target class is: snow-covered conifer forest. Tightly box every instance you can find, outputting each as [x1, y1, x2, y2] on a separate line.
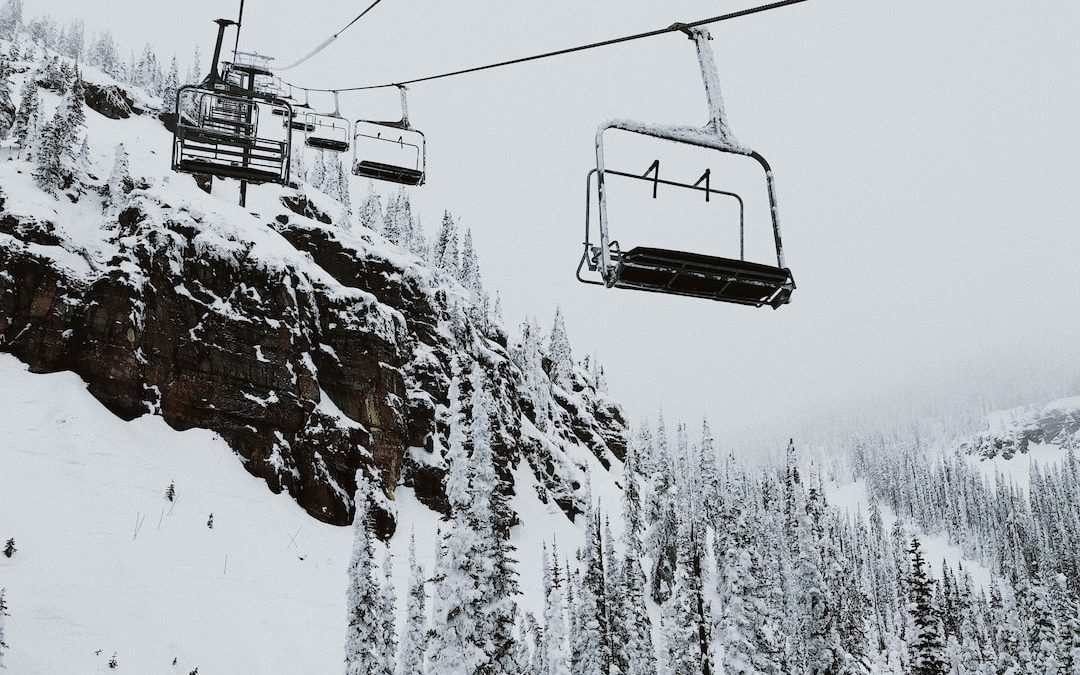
[1, 2, 1079, 673]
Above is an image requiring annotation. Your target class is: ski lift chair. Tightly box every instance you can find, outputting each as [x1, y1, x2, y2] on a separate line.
[173, 85, 294, 185]
[352, 85, 426, 186]
[577, 26, 795, 308]
[305, 91, 351, 152]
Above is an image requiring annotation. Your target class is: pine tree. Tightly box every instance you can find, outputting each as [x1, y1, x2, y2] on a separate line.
[165, 481, 175, 502]
[397, 534, 427, 675]
[907, 538, 947, 675]
[433, 210, 460, 277]
[0, 57, 13, 139]
[335, 157, 352, 214]
[380, 548, 398, 675]
[458, 228, 481, 297]
[35, 67, 86, 193]
[160, 57, 180, 113]
[90, 32, 122, 79]
[543, 544, 571, 675]
[60, 19, 84, 59]
[0, 0, 22, 40]
[187, 45, 203, 85]
[647, 416, 678, 604]
[357, 181, 385, 232]
[546, 306, 573, 389]
[310, 150, 327, 192]
[617, 541, 656, 675]
[569, 478, 611, 675]
[662, 525, 707, 675]
[425, 365, 489, 674]
[0, 587, 8, 669]
[12, 76, 39, 149]
[106, 143, 132, 213]
[345, 488, 390, 675]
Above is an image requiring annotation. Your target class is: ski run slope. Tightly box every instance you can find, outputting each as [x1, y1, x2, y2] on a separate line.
[0, 355, 612, 674]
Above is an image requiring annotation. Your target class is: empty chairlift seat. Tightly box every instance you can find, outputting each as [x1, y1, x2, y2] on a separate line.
[576, 26, 796, 308]
[305, 113, 350, 152]
[172, 86, 293, 186]
[352, 86, 426, 187]
[612, 247, 794, 308]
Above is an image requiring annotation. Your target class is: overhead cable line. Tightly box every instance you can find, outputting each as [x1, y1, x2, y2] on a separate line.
[280, 0, 810, 93]
[277, 0, 388, 71]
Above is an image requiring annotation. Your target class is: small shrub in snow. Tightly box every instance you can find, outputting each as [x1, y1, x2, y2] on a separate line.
[206, 514, 213, 529]
[2, 538, 14, 558]
[107, 652, 118, 668]
[165, 481, 175, 502]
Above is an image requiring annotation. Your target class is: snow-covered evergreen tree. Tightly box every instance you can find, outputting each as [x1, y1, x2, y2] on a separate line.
[907, 537, 947, 675]
[458, 228, 481, 298]
[397, 534, 427, 675]
[106, 142, 132, 213]
[433, 210, 460, 277]
[34, 65, 86, 193]
[12, 75, 39, 149]
[0, 57, 12, 139]
[426, 364, 489, 674]
[542, 543, 571, 675]
[357, 180, 385, 233]
[0, 587, 8, 669]
[59, 19, 84, 59]
[89, 32, 122, 79]
[345, 486, 393, 675]
[160, 57, 179, 112]
[0, 0, 22, 40]
[309, 150, 326, 194]
[569, 476, 611, 675]
[546, 306, 572, 389]
[379, 547, 398, 675]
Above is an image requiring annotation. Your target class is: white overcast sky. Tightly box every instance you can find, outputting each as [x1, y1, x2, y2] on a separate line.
[32, 0, 1080, 448]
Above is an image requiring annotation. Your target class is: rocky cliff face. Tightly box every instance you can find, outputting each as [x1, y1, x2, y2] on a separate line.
[960, 397, 1080, 460]
[0, 98, 626, 536]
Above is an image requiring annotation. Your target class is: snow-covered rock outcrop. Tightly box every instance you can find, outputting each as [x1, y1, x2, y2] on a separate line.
[959, 396, 1080, 460]
[0, 48, 626, 535]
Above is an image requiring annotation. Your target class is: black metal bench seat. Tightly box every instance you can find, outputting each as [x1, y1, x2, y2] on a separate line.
[613, 246, 795, 308]
[353, 160, 424, 186]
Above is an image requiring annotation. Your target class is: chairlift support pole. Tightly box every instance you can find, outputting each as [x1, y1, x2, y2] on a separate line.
[208, 19, 236, 91]
[234, 0, 246, 61]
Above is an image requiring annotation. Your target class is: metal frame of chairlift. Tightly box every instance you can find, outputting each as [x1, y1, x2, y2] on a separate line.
[171, 19, 293, 206]
[352, 85, 426, 187]
[304, 91, 351, 152]
[577, 26, 795, 308]
[273, 85, 316, 132]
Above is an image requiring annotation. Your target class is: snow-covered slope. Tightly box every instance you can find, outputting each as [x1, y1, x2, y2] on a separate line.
[0, 353, 618, 674]
[0, 37, 632, 673]
[0, 37, 628, 536]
